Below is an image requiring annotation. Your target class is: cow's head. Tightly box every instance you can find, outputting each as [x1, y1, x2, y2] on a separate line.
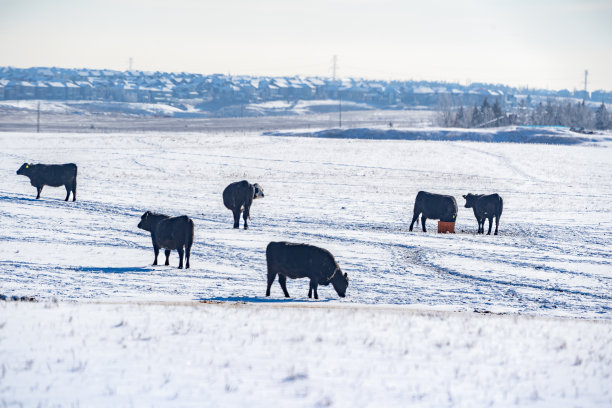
[463, 193, 478, 208]
[253, 183, 264, 199]
[331, 269, 349, 298]
[137, 211, 153, 231]
[16, 163, 32, 176]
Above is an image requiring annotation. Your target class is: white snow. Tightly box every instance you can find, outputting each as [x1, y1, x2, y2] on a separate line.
[0, 100, 189, 116]
[0, 128, 611, 406]
[1, 301, 611, 407]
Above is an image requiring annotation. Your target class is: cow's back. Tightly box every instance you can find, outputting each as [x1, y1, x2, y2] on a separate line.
[414, 191, 457, 221]
[155, 215, 193, 249]
[223, 180, 252, 209]
[266, 242, 336, 280]
[477, 193, 503, 216]
[33, 163, 77, 187]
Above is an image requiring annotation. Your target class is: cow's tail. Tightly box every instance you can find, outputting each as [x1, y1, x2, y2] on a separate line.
[415, 215, 420, 226]
[186, 218, 195, 250]
[498, 195, 503, 218]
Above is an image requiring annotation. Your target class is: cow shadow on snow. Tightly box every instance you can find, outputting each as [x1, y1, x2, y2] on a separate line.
[77, 266, 154, 274]
[199, 296, 332, 303]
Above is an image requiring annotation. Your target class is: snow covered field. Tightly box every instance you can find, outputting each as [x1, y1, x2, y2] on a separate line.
[2, 301, 611, 407]
[1, 128, 611, 406]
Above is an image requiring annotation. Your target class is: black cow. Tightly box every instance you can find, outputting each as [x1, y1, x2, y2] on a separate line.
[137, 211, 194, 269]
[265, 241, 349, 299]
[409, 191, 458, 232]
[16, 163, 77, 201]
[222, 180, 264, 229]
[463, 193, 503, 235]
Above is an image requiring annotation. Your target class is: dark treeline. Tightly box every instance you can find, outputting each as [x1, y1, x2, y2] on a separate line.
[439, 96, 611, 130]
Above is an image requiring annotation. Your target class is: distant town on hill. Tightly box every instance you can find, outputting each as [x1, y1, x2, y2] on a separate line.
[1, 66, 611, 114]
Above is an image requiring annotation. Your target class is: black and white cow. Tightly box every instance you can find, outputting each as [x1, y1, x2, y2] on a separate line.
[222, 180, 264, 229]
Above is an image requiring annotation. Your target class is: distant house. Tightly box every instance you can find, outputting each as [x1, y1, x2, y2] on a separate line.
[34, 82, 51, 99]
[4, 81, 36, 99]
[47, 82, 67, 99]
[591, 90, 612, 103]
[0, 79, 7, 99]
[65, 82, 80, 99]
[75, 81, 93, 100]
[573, 90, 590, 100]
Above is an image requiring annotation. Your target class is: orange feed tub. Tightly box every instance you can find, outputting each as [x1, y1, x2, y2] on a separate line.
[438, 221, 455, 233]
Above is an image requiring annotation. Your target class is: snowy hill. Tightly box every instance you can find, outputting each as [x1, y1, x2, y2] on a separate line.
[269, 125, 612, 145]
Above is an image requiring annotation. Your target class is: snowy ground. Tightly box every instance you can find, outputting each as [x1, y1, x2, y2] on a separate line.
[0, 104, 435, 133]
[0, 128, 611, 406]
[2, 301, 611, 407]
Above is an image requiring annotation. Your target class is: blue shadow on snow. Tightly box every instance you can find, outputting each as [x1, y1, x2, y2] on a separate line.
[199, 296, 332, 303]
[77, 266, 154, 274]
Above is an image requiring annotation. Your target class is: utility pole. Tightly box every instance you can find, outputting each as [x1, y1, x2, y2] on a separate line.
[584, 69, 589, 94]
[339, 94, 342, 128]
[332, 55, 337, 81]
[36, 102, 40, 133]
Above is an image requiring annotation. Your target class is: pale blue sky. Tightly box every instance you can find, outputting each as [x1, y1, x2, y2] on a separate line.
[1, 0, 611, 90]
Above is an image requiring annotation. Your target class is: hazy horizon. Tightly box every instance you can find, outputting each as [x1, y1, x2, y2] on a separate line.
[1, 0, 611, 91]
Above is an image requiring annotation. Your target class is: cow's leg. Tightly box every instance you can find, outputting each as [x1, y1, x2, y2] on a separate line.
[72, 179, 77, 201]
[36, 186, 43, 199]
[278, 274, 290, 297]
[177, 246, 184, 269]
[487, 217, 493, 235]
[185, 244, 191, 269]
[478, 218, 484, 234]
[310, 280, 319, 300]
[64, 184, 70, 201]
[164, 249, 171, 266]
[494, 214, 500, 235]
[243, 205, 250, 230]
[409, 213, 419, 231]
[266, 267, 276, 296]
[421, 217, 427, 232]
[152, 243, 159, 265]
[232, 208, 241, 229]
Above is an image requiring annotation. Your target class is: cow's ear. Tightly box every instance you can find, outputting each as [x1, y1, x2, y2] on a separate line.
[462, 195, 467, 199]
[344, 272, 348, 280]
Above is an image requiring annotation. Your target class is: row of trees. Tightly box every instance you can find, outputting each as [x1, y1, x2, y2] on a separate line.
[439, 97, 611, 130]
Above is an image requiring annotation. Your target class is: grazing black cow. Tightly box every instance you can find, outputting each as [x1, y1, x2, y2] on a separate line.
[463, 193, 503, 235]
[265, 241, 349, 300]
[137, 211, 194, 269]
[16, 163, 77, 201]
[409, 191, 458, 232]
[222, 180, 264, 229]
